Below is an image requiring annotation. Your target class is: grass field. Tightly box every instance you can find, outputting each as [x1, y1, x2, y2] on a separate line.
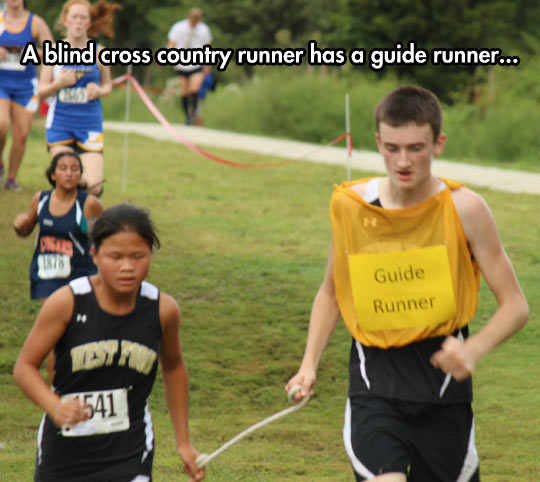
[0, 122, 539, 481]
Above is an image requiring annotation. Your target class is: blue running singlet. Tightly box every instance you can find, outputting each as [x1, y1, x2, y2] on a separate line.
[46, 45, 104, 150]
[0, 11, 38, 110]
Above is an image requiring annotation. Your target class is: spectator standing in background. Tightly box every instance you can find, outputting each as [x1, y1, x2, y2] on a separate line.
[167, 7, 212, 125]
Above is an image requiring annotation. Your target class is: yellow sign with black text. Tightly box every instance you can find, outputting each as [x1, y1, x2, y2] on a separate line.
[348, 245, 457, 331]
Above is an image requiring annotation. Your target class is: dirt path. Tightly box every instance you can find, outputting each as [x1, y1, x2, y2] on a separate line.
[104, 121, 540, 195]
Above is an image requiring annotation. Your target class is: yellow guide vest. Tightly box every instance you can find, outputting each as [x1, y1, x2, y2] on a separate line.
[330, 177, 480, 348]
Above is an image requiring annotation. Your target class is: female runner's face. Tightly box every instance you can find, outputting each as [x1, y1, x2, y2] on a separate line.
[52, 155, 81, 190]
[5, 0, 25, 10]
[64, 3, 91, 39]
[92, 230, 152, 296]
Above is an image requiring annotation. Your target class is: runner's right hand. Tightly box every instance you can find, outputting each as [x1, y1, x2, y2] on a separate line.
[57, 68, 77, 88]
[51, 397, 91, 427]
[285, 370, 316, 403]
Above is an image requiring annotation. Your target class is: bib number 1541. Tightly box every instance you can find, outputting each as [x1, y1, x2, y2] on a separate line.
[61, 388, 130, 437]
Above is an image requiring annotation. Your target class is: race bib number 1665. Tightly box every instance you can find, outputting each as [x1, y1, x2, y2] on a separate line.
[59, 87, 88, 104]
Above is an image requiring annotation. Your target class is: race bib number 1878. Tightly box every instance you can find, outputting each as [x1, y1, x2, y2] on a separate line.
[37, 253, 71, 279]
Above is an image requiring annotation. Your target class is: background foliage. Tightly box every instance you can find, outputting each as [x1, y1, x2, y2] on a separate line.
[23, 0, 540, 101]
[22, 0, 540, 167]
[102, 60, 540, 168]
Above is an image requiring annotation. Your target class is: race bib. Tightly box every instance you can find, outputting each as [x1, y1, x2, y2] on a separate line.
[61, 388, 130, 437]
[0, 51, 25, 71]
[59, 87, 88, 104]
[37, 254, 71, 279]
[348, 245, 457, 331]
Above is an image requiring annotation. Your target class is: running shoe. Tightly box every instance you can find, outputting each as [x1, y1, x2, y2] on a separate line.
[4, 178, 23, 192]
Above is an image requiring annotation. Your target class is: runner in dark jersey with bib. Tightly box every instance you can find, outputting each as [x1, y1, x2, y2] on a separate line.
[14, 151, 103, 382]
[14, 151, 103, 302]
[14, 204, 205, 482]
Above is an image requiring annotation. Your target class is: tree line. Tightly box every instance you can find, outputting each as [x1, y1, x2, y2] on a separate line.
[24, 0, 540, 102]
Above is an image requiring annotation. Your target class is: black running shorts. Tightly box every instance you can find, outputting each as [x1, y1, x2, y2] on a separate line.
[343, 396, 480, 481]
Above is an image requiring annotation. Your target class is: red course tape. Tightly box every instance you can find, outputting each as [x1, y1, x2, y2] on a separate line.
[113, 74, 352, 169]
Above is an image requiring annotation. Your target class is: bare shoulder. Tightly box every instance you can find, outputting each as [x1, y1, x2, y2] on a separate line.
[46, 284, 74, 306]
[40, 285, 75, 325]
[451, 186, 496, 241]
[31, 14, 45, 31]
[29, 190, 43, 208]
[159, 292, 181, 330]
[25, 190, 43, 219]
[31, 14, 52, 39]
[451, 186, 490, 217]
[84, 193, 104, 217]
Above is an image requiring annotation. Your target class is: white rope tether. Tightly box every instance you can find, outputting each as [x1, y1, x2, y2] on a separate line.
[196, 385, 310, 468]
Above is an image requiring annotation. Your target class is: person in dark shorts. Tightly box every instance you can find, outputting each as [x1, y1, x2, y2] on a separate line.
[167, 8, 212, 125]
[286, 85, 529, 481]
[14, 151, 103, 382]
[14, 204, 205, 482]
[14, 151, 103, 302]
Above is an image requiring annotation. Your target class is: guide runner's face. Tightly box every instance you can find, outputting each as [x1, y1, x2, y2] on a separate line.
[92, 230, 152, 296]
[375, 122, 446, 191]
[64, 4, 91, 39]
[52, 155, 82, 189]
